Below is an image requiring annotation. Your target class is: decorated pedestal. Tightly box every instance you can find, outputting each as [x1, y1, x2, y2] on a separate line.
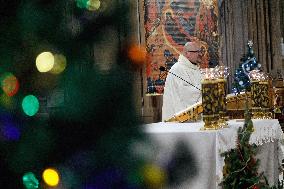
[216, 79, 228, 127]
[215, 66, 229, 128]
[200, 66, 229, 130]
[201, 78, 219, 130]
[249, 71, 272, 119]
[274, 75, 284, 125]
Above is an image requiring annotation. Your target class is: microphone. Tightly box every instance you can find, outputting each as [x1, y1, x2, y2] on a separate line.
[159, 66, 201, 91]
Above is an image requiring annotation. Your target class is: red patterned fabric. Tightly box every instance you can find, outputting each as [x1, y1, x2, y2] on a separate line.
[144, 0, 219, 95]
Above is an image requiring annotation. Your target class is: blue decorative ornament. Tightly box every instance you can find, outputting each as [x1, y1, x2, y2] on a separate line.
[231, 40, 261, 93]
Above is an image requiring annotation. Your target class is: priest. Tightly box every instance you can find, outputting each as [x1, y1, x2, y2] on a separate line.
[162, 41, 203, 121]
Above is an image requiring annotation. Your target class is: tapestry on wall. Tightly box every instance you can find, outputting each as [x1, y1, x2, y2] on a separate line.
[144, 0, 219, 95]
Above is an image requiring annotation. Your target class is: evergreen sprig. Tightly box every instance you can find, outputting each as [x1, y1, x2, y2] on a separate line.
[221, 97, 283, 189]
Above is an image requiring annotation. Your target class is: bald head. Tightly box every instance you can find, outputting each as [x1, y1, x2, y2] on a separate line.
[183, 41, 201, 54]
[182, 41, 202, 65]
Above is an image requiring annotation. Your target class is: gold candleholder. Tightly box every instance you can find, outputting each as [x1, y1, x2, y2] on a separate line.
[202, 115, 219, 130]
[217, 78, 228, 128]
[201, 79, 219, 130]
[251, 79, 271, 119]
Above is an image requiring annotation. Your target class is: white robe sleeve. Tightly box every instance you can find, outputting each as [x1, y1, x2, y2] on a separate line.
[162, 65, 201, 121]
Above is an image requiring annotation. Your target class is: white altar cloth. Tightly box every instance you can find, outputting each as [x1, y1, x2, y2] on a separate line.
[144, 119, 284, 189]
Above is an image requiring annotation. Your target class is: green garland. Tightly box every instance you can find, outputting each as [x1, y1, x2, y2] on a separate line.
[221, 99, 284, 189]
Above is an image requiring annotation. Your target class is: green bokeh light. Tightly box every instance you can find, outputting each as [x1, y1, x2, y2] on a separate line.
[50, 54, 67, 74]
[87, 0, 101, 11]
[22, 95, 39, 116]
[22, 172, 39, 189]
[75, 0, 88, 9]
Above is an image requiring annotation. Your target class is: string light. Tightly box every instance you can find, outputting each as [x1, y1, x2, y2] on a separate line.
[87, 0, 101, 11]
[22, 172, 39, 189]
[142, 164, 166, 188]
[75, 0, 88, 9]
[42, 168, 60, 187]
[2, 124, 20, 141]
[22, 95, 39, 116]
[36, 52, 55, 73]
[0, 93, 14, 109]
[128, 44, 146, 65]
[50, 54, 67, 74]
[0, 72, 19, 96]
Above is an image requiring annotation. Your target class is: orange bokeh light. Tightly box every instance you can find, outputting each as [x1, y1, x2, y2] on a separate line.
[128, 45, 147, 65]
[1, 73, 20, 97]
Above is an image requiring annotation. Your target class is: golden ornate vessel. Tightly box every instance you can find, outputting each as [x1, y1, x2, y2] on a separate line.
[201, 79, 219, 130]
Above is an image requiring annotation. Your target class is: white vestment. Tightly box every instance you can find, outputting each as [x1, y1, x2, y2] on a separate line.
[162, 54, 202, 121]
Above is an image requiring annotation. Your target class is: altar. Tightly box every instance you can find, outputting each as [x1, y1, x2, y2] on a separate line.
[144, 119, 284, 189]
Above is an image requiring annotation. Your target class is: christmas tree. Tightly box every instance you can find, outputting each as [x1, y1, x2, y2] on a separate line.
[231, 41, 261, 93]
[0, 1, 198, 188]
[0, 0, 148, 188]
[221, 97, 284, 189]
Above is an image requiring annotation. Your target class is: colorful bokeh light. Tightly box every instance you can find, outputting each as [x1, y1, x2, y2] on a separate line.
[50, 54, 67, 74]
[75, 0, 88, 9]
[142, 164, 166, 187]
[128, 45, 146, 65]
[22, 95, 39, 116]
[22, 172, 39, 189]
[76, 0, 100, 11]
[36, 52, 55, 73]
[0, 93, 14, 109]
[0, 72, 20, 96]
[42, 168, 60, 187]
[87, 0, 101, 11]
[2, 124, 20, 141]
[0, 112, 20, 141]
